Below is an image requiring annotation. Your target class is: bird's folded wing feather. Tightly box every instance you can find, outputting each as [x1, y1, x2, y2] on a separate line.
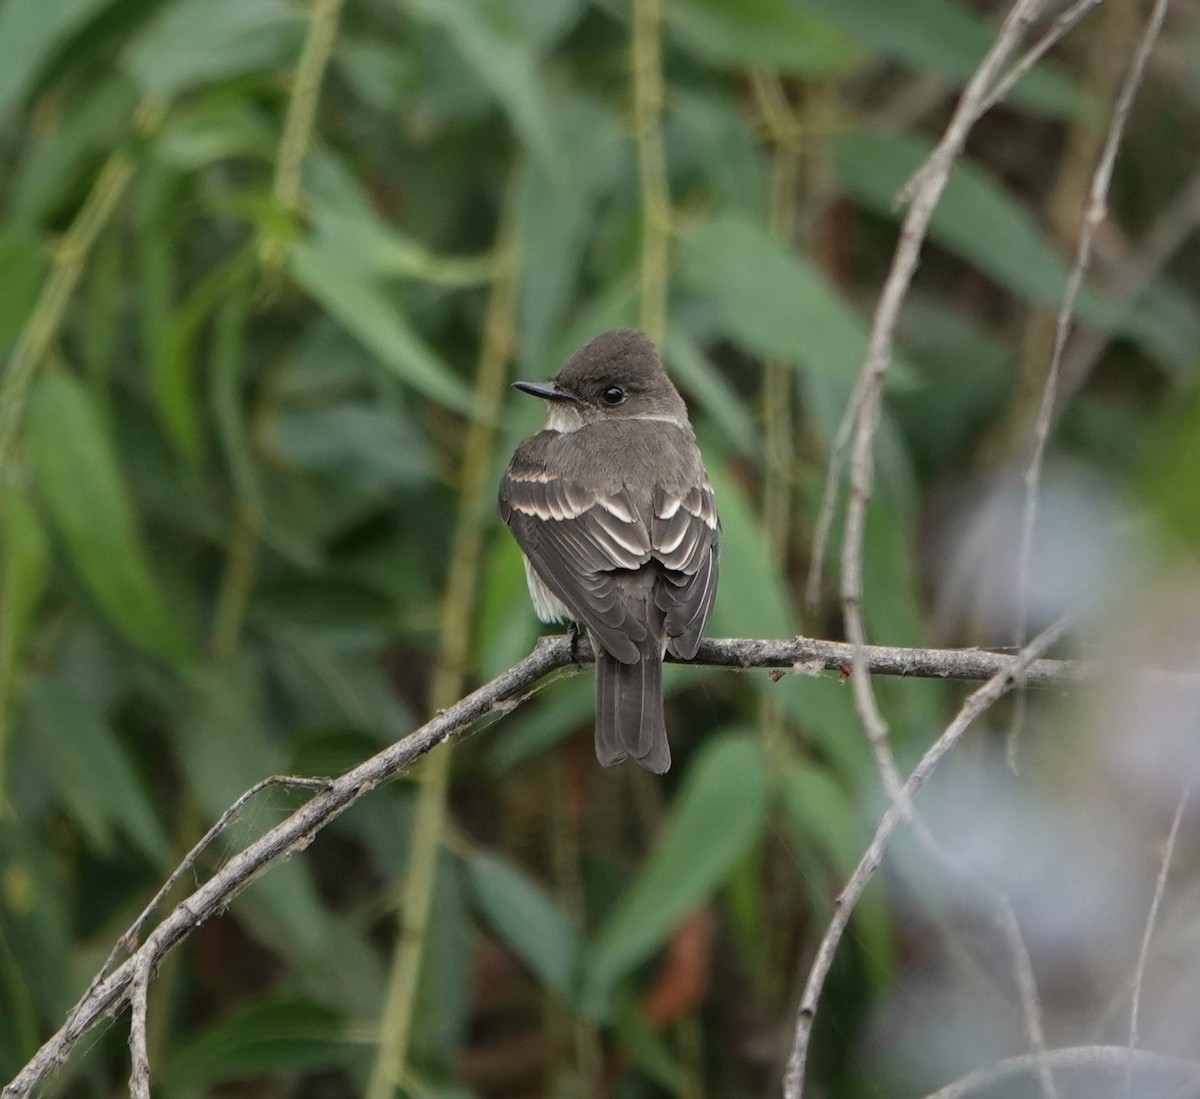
[499, 466, 651, 663]
[652, 481, 719, 659]
[499, 443, 720, 665]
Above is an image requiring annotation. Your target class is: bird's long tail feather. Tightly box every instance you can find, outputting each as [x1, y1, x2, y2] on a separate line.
[594, 639, 668, 773]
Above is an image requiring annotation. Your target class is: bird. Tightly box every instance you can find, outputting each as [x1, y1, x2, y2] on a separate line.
[497, 328, 719, 773]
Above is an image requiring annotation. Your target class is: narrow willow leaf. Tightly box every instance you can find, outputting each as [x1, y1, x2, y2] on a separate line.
[156, 251, 255, 466]
[163, 997, 349, 1090]
[832, 132, 1112, 327]
[704, 460, 792, 640]
[27, 678, 169, 865]
[0, 0, 113, 130]
[401, 0, 558, 167]
[124, 0, 302, 100]
[582, 736, 770, 1012]
[669, 0, 857, 75]
[27, 370, 192, 664]
[0, 488, 49, 719]
[470, 852, 580, 998]
[664, 327, 758, 457]
[0, 230, 45, 352]
[678, 212, 918, 384]
[288, 241, 473, 412]
[801, 0, 1085, 117]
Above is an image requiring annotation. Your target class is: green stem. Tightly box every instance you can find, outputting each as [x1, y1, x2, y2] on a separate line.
[261, 0, 347, 272]
[632, 0, 670, 347]
[366, 200, 517, 1099]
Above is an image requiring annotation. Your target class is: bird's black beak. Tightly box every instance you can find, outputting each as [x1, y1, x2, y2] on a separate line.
[512, 380, 579, 402]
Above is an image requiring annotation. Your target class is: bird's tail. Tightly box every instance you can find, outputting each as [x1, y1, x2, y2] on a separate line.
[594, 638, 669, 773]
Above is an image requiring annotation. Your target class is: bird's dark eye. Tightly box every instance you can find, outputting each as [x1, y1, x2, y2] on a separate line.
[601, 386, 625, 405]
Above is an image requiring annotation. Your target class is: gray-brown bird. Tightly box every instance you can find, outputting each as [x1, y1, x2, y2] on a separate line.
[497, 328, 719, 772]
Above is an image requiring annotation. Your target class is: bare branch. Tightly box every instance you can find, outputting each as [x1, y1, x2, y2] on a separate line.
[782, 616, 1072, 1099]
[921, 1045, 1200, 1099]
[5, 629, 1195, 1099]
[1011, 0, 1171, 765]
[1126, 781, 1194, 1097]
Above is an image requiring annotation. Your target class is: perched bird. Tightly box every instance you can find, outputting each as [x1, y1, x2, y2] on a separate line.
[497, 328, 719, 773]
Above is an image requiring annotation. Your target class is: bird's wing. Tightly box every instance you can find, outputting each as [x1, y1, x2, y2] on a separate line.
[499, 460, 652, 664]
[652, 480, 720, 659]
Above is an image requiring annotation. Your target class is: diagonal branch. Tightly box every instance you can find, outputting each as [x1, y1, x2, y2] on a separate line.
[4, 630, 1195, 1099]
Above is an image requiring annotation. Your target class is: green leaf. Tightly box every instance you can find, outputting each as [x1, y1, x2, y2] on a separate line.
[266, 403, 431, 492]
[832, 132, 1110, 327]
[669, 0, 857, 75]
[124, 0, 302, 100]
[0, 230, 45, 352]
[664, 327, 758, 457]
[516, 96, 628, 370]
[401, 0, 559, 166]
[470, 852, 580, 998]
[27, 369, 192, 664]
[288, 241, 473, 412]
[612, 990, 688, 1092]
[164, 997, 349, 1090]
[705, 460, 793, 640]
[583, 736, 770, 1012]
[0, 487, 48, 669]
[678, 212, 918, 384]
[156, 251, 255, 466]
[0, 0, 113, 131]
[801, 0, 1086, 117]
[26, 678, 169, 865]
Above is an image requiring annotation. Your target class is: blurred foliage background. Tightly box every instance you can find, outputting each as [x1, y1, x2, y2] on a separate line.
[3, 0, 1200, 1096]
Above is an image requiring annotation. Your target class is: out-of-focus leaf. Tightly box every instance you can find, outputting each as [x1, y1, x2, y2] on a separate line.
[470, 852, 580, 998]
[1145, 391, 1200, 552]
[27, 370, 192, 664]
[705, 459, 792, 640]
[173, 659, 330, 959]
[832, 132, 1112, 327]
[156, 251, 255, 466]
[249, 576, 396, 635]
[401, 0, 558, 166]
[801, 0, 1086, 117]
[155, 100, 275, 169]
[516, 96, 628, 370]
[288, 241, 473, 412]
[0, 488, 48, 669]
[266, 403, 432, 491]
[26, 678, 169, 865]
[0, 0, 113, 130]
[780, 763, 892, 983]
[669, 0, 856, 75]
[668, 91, 766, 218]
[124, 0, 302, 100]
[678, 212, 917, 384]
[612, 991, 687, 1092]
[664, 328, 758, 457]
[0, 819, 71, 1020]
[415, 852, 472, 1061]
[583, 736, 770, 1012]
[8, 76, 138, 228]
[0, 230, 44, 352]
[163, 997, 349, 1090]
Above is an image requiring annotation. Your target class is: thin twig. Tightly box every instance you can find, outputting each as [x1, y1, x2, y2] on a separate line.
[922, 1045, 1200, 1099]
[1125, 781, 1193, 1098]
[1009, 0, 1171, 767]
[127, 957, 153, 1099]
[92, 774, 332, 988]
[5, 630, 1195, 1099]
[781, 615, 1071, 1099]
